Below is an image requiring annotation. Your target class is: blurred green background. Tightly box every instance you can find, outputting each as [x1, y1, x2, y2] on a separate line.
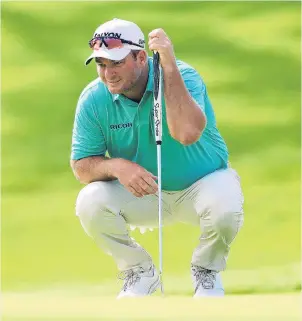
[1, 1, 300, 305]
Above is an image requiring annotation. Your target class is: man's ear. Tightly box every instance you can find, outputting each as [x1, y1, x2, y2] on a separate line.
[138, 50, 148, 65]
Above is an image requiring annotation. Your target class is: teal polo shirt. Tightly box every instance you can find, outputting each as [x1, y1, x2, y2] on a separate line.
[71, 57, 228, 191]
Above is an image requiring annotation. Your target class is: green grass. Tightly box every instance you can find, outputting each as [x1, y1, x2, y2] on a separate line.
[2, 292, 301, 321]
[1, 1, 300, 295]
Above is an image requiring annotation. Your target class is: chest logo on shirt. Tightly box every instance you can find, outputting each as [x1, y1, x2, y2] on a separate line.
[110, 122, 133, 130]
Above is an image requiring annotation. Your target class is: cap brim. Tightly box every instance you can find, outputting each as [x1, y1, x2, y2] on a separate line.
[85, 48, 131, 65]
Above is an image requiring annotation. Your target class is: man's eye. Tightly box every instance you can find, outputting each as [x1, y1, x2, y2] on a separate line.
[98, 63, 105, 68]
[114, 61, 123, 66]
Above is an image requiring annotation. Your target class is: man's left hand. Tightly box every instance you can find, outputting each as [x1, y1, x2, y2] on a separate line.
[148, 28, 177, 71]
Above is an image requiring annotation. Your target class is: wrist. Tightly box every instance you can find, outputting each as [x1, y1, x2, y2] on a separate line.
[107, 158, 129, 179]
[162, 62, 179, 77]
[161, 57, 177, 73]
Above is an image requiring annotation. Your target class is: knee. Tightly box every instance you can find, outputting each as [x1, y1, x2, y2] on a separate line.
[76, 182, 109, 216]
[75, 181, 111, 235]
[212, 210, 244, 244]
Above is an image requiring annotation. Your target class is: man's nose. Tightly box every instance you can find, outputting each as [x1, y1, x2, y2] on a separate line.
[105, 67, 117, 79]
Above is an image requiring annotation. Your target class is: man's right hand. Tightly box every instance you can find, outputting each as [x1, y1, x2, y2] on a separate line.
[115, 159, 158, 198]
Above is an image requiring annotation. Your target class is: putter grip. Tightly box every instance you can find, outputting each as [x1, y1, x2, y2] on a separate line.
[153, 51, 162, 144]
[153, 52, 160, 100]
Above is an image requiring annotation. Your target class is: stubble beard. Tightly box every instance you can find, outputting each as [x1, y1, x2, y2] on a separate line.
[121, 67, 143, 94]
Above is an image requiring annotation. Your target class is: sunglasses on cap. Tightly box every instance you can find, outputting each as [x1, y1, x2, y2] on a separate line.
[89, 36, 144, 50]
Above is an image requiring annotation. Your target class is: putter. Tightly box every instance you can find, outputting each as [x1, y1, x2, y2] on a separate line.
[153, 51, 164, 295]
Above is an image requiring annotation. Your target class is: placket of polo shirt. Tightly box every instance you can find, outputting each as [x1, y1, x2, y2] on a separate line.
[119, 95, 139, 108]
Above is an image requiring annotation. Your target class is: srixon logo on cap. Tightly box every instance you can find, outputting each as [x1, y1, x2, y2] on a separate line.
[94, 32, 122, 38]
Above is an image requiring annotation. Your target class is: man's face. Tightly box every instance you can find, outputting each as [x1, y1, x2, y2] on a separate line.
[95, 52, 145, 94]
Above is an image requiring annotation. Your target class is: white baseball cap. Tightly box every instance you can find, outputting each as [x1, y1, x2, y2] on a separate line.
[85, 18, 145, 65]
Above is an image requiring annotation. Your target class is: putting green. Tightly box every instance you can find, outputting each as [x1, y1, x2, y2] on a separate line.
[3, 292, 300, 321]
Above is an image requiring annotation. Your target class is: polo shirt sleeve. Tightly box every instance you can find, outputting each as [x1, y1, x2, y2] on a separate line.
[71, 90, 106, 160]
[181, 67, 206, 113]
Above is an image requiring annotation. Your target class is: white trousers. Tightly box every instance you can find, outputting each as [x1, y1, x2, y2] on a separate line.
[76, 168, 244, 272]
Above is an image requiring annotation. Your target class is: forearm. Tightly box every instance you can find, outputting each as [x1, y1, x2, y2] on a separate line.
[70, 156, 124, 184]
[163, 64, 206, 145]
